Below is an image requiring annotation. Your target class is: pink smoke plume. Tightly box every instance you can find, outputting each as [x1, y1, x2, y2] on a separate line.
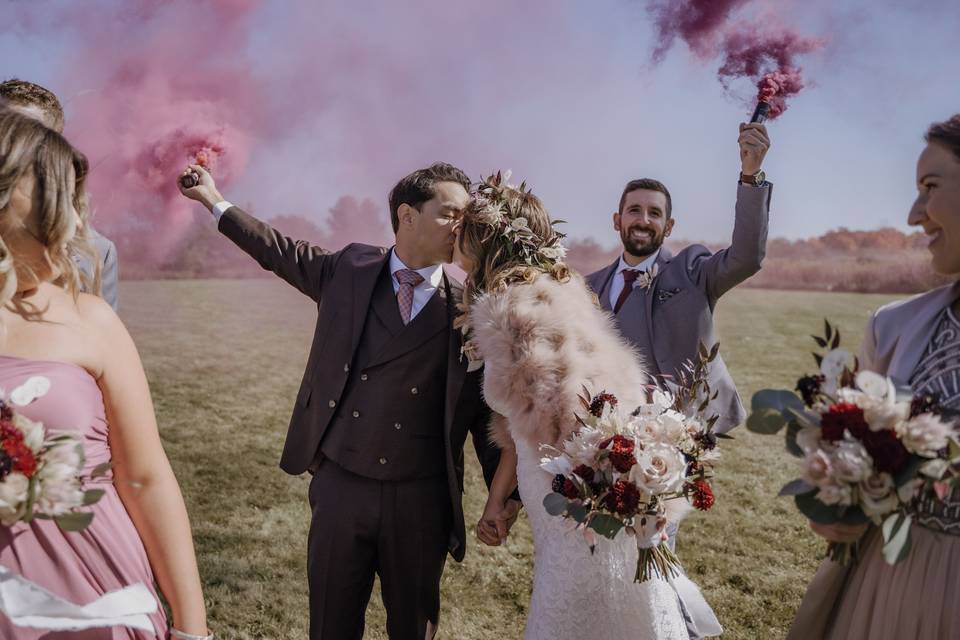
[647, 0, 823, 118]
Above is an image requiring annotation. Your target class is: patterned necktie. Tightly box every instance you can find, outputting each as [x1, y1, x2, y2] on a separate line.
[395, 268, 425, 325]
[613, 269, 640, 314]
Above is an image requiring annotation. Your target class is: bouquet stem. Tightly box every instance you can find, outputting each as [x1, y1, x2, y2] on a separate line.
[635, 543, 682, 582]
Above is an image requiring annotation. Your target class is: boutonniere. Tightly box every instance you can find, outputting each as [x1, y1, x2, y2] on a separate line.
[633, 263, 660, 291]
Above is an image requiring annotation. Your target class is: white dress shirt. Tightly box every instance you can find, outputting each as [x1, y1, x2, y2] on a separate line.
[211, 200, 233, 221]
[389, 249, 443, 321]
[608, 249, 660, 309]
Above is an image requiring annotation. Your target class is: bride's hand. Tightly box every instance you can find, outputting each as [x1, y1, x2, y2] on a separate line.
[809, 520, 868, 543]
[477, 499, 521, 546]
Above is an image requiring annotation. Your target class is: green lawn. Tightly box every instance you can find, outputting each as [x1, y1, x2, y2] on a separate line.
[119, 280, 898, 639]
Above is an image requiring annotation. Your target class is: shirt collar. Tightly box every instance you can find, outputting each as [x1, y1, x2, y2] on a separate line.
[616, 248, 660, 275]
[389, 248, 443, 288]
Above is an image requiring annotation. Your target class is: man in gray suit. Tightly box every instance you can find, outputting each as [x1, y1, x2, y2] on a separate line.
[586, 122, 771, 433]
[586, 122, 771, 639]
[0, 78, 119, 310]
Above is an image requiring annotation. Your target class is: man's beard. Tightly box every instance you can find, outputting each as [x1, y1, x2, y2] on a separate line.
[620, 226, 664, 259]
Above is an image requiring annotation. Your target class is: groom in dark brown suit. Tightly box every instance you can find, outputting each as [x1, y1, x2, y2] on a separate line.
[178, 162, 518, 639]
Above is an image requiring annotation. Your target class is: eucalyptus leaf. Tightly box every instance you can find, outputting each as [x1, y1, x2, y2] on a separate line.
[746, 408, 787, 435]
[779, 479, 816, 496]
[82, 489, 106, 506]
[55, 511, 95, 532]
[567, 501, 589, 524]
[785, 422, 805, 458]
[751, 389, 805, 414]
[543, 492, 568, 517]
[588, 513, 624, 540]
[90, 462, 112, 479]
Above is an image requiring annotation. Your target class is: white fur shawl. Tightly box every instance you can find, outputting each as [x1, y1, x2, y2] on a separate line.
[469, 273, 650, 450]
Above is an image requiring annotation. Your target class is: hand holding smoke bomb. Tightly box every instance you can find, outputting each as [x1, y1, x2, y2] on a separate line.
[177, 163, 224, 211]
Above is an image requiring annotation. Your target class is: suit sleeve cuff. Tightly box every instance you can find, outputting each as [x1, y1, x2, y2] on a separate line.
[211, 200, 234, 222]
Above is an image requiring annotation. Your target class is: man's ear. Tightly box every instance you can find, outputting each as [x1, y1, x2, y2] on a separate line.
[664, 218, 676, 238]
[613, 211, 621, 231]
[397, 203, 418, 227]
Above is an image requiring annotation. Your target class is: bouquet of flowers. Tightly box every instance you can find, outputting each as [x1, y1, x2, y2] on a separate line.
[0, 376, 106, 531]
[748, 320, 959, 564]
[540, 344, 724, 582]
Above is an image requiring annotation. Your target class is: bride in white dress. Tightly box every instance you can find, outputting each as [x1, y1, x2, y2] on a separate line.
[455, 174, 717, 639]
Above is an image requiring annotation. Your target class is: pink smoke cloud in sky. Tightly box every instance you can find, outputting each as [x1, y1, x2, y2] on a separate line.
[647, 0, 824, 118]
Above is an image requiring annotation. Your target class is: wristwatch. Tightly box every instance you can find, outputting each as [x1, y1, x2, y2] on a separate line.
[739, 170, 766, 186]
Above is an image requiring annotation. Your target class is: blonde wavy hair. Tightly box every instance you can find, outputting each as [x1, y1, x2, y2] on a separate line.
[0, 108, 99, 311]
[457, 172, 569, 305]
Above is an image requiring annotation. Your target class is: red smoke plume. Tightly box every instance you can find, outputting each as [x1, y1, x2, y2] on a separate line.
[648, 0, 823, 118]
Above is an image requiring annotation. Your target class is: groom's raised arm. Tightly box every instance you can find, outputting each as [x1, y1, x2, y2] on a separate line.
[177, 165, 339, 302]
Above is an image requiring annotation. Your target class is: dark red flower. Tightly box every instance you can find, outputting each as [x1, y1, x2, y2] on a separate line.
[599, 435, 637, 473]
[572, 464, 595, 482]
[861, 429, 910, 475]
[3, 439, 37, 479]
[820, 403, 869, 441]
[589, 392, 618, 418]
[690, 479, 715, 511]
[551, 474, 579, 499]
[602, 480, 641, 516]
[796, 375, 825, 407]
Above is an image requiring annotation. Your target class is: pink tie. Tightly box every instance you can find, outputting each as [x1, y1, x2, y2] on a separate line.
[395, 269, 425, 324]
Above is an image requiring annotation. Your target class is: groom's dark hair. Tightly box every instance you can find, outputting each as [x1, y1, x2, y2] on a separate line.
[619, 178, 673, 219]
[389, 162, 471, 233]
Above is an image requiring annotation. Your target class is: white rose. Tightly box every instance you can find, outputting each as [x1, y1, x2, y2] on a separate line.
[858, 472, 898, 521]
[0, 472, 30, 526]
[897, 413, 953, 457]
[817, 481, 854, 506]
[629, 443, 686, 496]
[830, 438, 874, 483]
[13, 414, 46, 454]
[561, 427, 605, 467]
[510, 216, 529, 230]
[855, 371, 894, 400]
[801, 449, 834, 486]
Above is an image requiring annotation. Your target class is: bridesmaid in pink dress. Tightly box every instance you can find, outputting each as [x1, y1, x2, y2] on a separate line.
[0, 109, 209, 638]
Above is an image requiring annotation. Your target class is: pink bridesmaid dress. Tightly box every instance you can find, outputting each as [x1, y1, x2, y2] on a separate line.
[0, 355, 168, 639]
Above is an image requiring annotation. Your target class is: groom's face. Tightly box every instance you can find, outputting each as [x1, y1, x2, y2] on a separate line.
[409, 181, 470, 264]
[614, 189, 674, 260]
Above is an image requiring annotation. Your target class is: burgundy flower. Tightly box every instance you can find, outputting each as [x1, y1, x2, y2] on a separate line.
[551, 474, 579, 499]
[600, 435, 637, 473]
[820, 403, 869, 442]
[0, 452, 11, 481]
[796, 375, 825, 407]
[690, 479, 715, 511]
[861, 429, 910, 475]
[572, 464, 595, 482]
[589, 392, 619, 418]
[3, 439, 37, 479]
[602, 480, 641, 516]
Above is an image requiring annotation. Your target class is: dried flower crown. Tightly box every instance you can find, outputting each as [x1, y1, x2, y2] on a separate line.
[469, 170, 569, 274]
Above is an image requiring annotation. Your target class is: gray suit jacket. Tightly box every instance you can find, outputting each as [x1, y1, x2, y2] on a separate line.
[78, 226, 119, 311]
[586, 183, 771, 432]
[861, 280, 960, 383]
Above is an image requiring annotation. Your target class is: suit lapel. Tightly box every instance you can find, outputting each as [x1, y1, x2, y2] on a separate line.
[595, 259, 619, 312]
[444, 273, 467, 439]
[367, 289, 447, 367]
[370, 270, 404, 337]
[350, 250, 392, 356]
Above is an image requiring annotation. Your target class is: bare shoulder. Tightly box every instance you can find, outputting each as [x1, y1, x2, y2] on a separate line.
[74, 291, 131, 351]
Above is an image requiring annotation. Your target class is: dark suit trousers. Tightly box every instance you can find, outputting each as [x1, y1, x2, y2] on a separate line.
[307, 459, 451, 639]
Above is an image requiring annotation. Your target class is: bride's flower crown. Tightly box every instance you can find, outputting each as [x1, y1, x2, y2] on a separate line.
[468, 170, 569, 281]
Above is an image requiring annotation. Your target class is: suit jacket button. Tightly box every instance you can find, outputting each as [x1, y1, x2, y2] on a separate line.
[411, 387, 418, 395]
[394, 422, 402, 430]
[360, 374, 368, 381]
[352, 410, 360, 418]
[328, 400, 336, 408]
[343, 363, 350, 373]
[379, 457, 387, 465]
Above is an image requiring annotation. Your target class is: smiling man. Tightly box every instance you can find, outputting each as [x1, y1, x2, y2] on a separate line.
[587, 122, 772, 435]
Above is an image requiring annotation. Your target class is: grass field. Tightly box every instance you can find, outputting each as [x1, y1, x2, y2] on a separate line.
[118, 280, 899, 639]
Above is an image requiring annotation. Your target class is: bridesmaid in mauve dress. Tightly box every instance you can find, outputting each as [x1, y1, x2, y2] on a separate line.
[788, 115, 960, 640]
[0, 109, 209, 638]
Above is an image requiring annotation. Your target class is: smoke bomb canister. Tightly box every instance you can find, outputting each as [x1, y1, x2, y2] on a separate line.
[180, 173, 199, 189]
[750, 101, 770, 124]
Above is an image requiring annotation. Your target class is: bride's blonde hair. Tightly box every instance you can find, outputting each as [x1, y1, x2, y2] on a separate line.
[458, 172, 569, 305]
[0, 108, 99, 310]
